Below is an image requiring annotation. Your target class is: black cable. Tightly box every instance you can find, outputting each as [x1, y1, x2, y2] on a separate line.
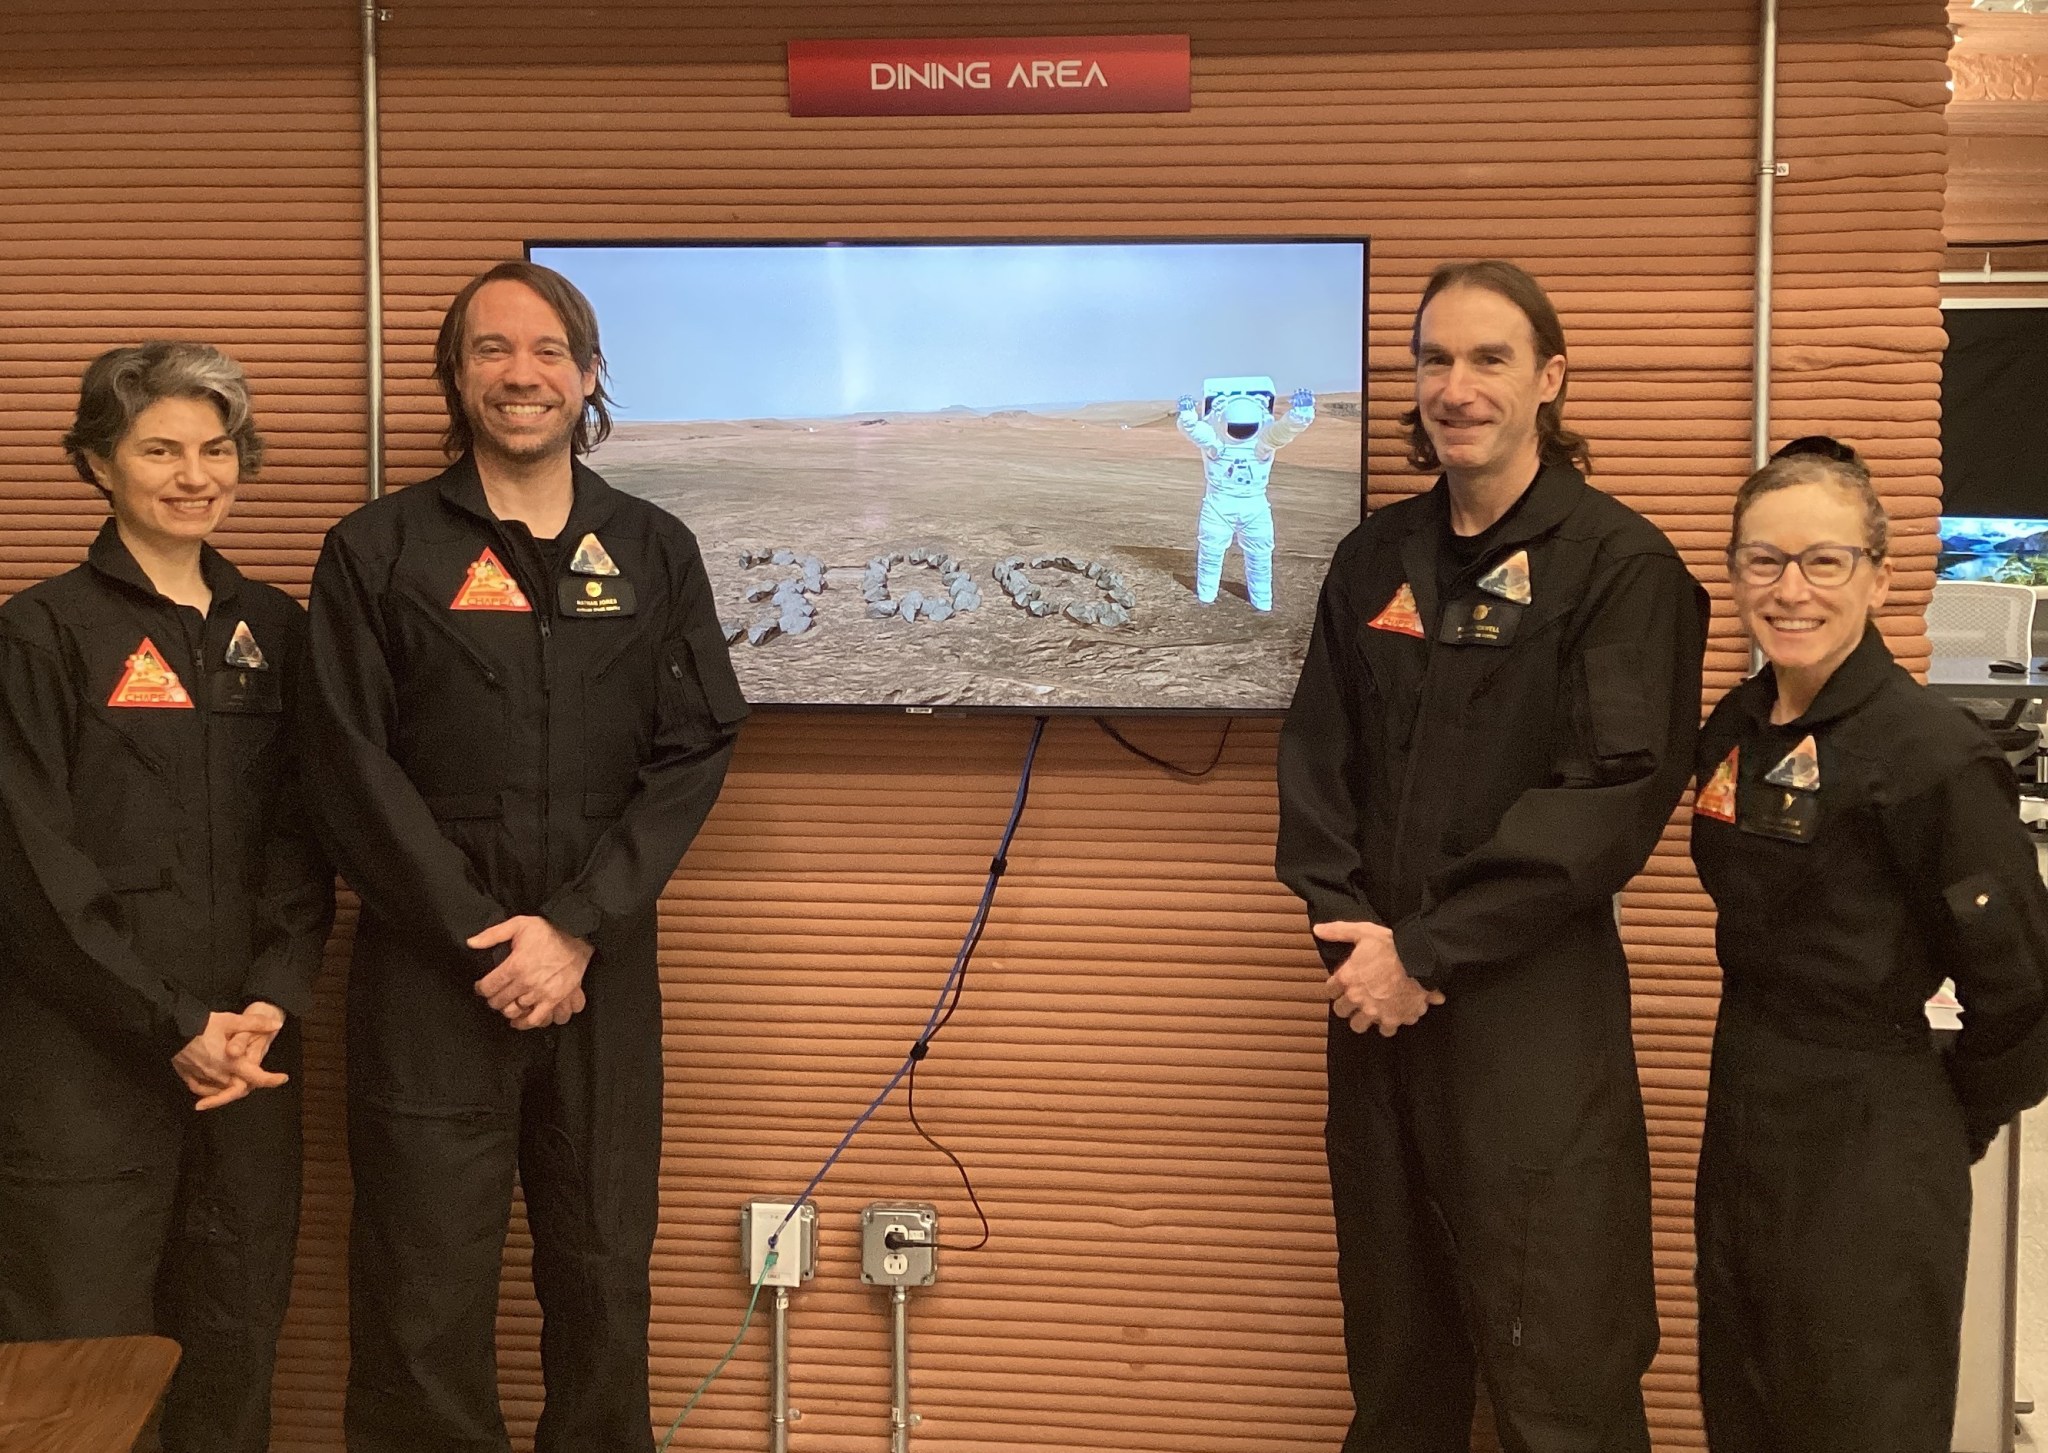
[901, 715, 1046, 1252]
[657, 716, 1043, 1436]
[1092, 715, 1233, 779]
[907, 1055, 991, 1252]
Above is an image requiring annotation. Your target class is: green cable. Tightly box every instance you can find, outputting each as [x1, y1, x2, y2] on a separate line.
[656, 1248, 777, 1451]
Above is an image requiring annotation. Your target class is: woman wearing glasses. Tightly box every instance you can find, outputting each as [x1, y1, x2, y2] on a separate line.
[1689, 438, 2048, 1452]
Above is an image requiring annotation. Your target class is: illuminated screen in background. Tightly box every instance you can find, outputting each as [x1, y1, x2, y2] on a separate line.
[528, 239, 1368, 712]
[1937, 518, 2048, 584]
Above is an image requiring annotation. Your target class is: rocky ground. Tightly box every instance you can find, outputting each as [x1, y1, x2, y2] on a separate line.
[588, 398, 1364, 712]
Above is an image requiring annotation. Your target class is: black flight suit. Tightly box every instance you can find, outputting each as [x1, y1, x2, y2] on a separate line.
[1689, 624, 2048, 1453]
[1277, 464, 1708, 1453]
[302, 455, 747, 1453]
[0, 520, 332, 1453]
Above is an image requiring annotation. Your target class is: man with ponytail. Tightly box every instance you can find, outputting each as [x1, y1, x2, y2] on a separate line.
[1278, 261, 1709, 1453]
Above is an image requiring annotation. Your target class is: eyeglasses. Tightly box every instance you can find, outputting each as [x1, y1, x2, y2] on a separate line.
[1728, 542, 1877, 587]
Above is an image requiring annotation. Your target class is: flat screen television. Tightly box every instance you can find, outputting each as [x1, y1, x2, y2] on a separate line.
[526, 238, 1369, 713]
[1936, 517, 2048, 584]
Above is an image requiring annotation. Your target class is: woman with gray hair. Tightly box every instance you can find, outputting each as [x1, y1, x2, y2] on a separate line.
[1690, 437, 2048, 1451]
[0, 341, 332, 1453]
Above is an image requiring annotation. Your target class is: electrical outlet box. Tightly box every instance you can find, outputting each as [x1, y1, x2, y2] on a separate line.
[740, 1199, 818, 1288]
[860, 1201, 938, 1287]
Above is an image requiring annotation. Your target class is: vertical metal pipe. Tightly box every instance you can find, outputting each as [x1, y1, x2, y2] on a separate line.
[889, 1285, 910, 1453]
[1751, 0, 1781, 471]
[770, 1288, 791, 1453]
[2002, 1126, 2021, 1453]
[360, 0, 387, 500]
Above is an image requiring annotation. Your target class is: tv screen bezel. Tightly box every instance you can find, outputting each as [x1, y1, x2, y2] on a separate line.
[521, 234, 1372, 717]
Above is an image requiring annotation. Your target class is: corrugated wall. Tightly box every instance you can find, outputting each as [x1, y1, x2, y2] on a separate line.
[0, 3, 1951, 1450]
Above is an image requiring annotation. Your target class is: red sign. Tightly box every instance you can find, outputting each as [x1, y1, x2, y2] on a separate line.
[787, 35, 1190, 117]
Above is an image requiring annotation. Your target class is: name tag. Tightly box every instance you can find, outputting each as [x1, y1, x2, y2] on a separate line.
[209, 667, 284, 715]
[1737, 781, 1818, 843]
[558, 577, 638, 618]
[1436, 595, 1523, 648]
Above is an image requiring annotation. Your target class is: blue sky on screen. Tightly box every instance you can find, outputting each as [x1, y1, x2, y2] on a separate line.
[528, 241, 1365, 422]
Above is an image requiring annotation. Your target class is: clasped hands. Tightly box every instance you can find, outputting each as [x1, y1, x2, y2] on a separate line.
[1315, 920, 1444, 1037]
[172, 1001, 289, 1111]
[171, 916, 595, 1106]
[468, 915, 593, 1030]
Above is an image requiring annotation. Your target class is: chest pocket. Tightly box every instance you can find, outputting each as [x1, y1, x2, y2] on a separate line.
[208, 666, 283, 715]
[1459, 600, 1576, 731]
[205, 665, 288, 791]
[1353, 603, 1425, 753]
[1737, 781, 1820, 844]
[386, 586, 508, 779]
[579, 620, 662, 798]
[390, 586, 505, 690]
[1716, 743, 1835, 916]
[74, 709, 182, 880]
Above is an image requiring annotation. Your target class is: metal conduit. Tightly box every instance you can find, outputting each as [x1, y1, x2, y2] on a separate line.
[889, 1285, 912, 1453]
[771, 1288, 792, 1453]
[1752, 0, 1782, 472]
[361, 0, 388, 501]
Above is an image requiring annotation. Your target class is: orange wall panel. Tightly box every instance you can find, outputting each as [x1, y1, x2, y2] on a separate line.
[0, 4, 1952, 1450]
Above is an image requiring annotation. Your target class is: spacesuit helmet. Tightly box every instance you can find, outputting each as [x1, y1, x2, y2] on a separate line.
[1203, 376, 1276, 442]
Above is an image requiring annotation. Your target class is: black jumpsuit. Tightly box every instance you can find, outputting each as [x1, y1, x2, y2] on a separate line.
[1277, 464, 1708, 1453]
[302, 456, 747, 1453]
[1689, 624, 2048, 1453]
[0, 520, 333, 1453]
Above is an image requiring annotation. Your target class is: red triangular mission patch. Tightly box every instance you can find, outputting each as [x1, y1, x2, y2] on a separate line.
[108, 637, 194, 709]
[450, 548, 531, 612]
[1368, 582, 1426, 638]
[1696, 747, 1738, 823]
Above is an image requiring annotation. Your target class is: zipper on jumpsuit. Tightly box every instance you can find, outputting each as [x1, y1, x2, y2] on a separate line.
[184, 612, 224, 995]
[1382, 556, 1524, 1356]
[1386, 626, 1436, 889]
[392, 591, 503, 687]
[496, 525, 552, 906]
[503, 529, 552, 905]
[536, 607, 551, 897]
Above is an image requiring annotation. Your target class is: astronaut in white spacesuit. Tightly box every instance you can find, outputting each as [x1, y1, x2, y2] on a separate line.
[1176, 375, 1314, 611]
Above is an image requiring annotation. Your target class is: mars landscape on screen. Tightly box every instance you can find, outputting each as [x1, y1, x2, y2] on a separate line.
[530, 240, 1367, 712]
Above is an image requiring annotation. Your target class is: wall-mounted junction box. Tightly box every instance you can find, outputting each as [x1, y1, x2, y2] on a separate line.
[860, 1202, 938, 1288]
[740, 1199, 819, 1288]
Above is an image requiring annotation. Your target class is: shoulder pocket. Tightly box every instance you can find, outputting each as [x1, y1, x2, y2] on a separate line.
[1946, 872, 2023, 955]
[1582, 640, 1654, 769]
[671, 620, 749, 730]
